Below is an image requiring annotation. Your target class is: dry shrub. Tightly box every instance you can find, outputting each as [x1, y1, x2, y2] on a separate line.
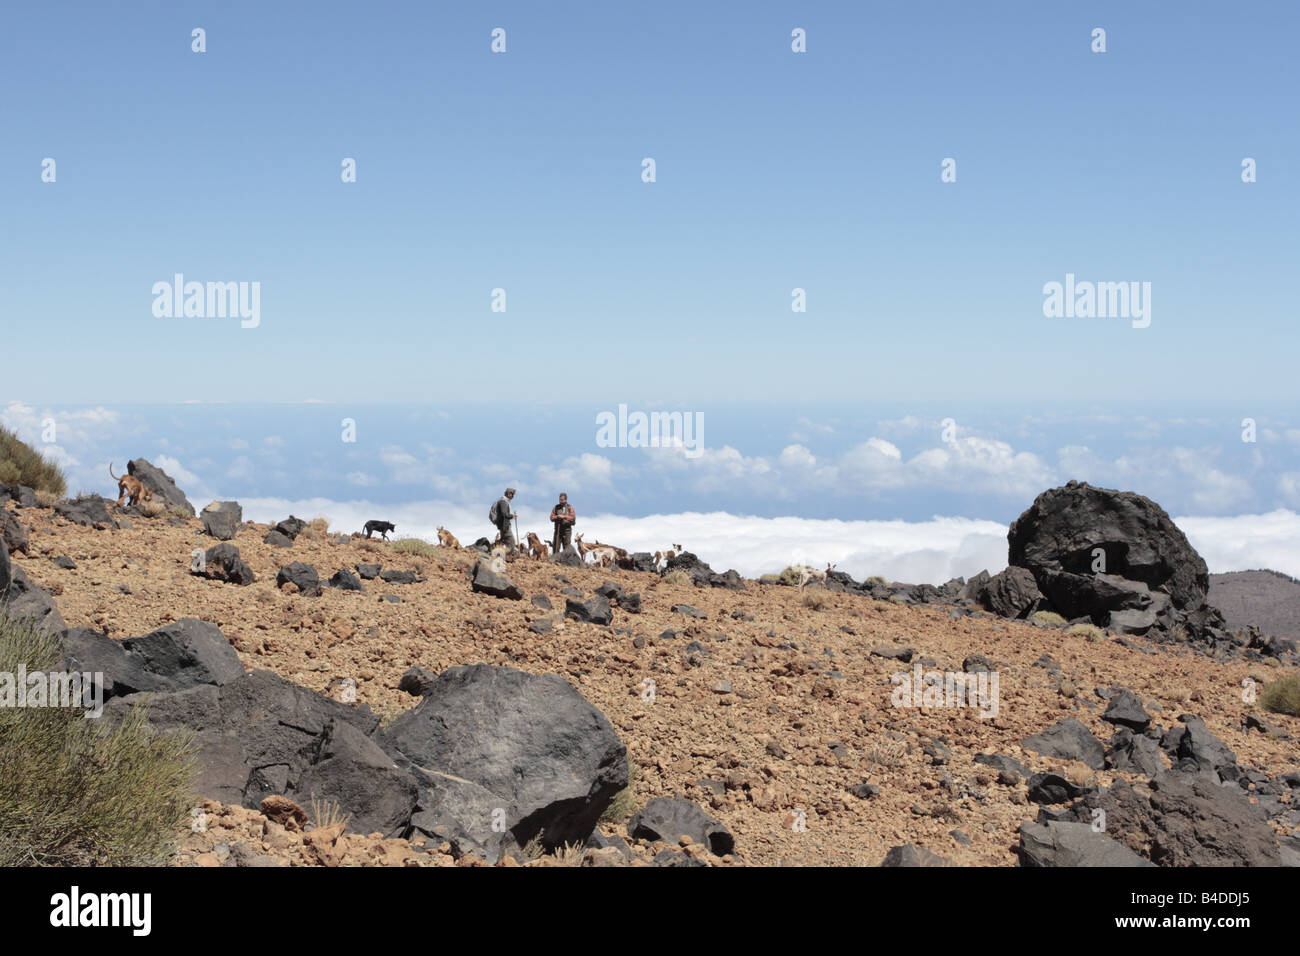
[0, 610, 196, 865]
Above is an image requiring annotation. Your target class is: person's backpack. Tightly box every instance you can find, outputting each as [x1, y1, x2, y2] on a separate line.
[489, 500, 501, 525]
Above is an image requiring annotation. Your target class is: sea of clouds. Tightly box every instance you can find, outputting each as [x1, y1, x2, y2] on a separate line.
[237, 498, 1298, 584]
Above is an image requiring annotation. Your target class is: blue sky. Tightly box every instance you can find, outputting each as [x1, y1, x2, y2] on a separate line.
[2, 1, 1296, 402]
[2, 3, 1297, 580]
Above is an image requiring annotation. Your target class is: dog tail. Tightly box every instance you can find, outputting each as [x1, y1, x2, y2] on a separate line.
[109, 462, 121, 481]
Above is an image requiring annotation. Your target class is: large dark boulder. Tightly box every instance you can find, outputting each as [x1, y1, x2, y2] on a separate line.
[128, 459, 194, 516]
[0, 541, 9, 595]
[978, 566, 1044, 619]
[627, 798, 734, 856]
[200, 501, 242, 540]
[1008, 481, 1208, 613]
[287, 718, 419, 838]
[381, 664, 628, 863]
[61, 619, 244, 701]
[1038, 572, 1161, 623]
[1062, 773, 1281, 867]
[103, 669, 413, 838]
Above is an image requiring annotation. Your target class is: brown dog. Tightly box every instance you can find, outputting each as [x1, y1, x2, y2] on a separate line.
[109, 463, 153, 508]
[526, 532, 549, 559]
[437, 525, 460, 549]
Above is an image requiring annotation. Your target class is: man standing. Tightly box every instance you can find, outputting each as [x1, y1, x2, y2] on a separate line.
[550, 492, 575, 555]
[490, 488, 518, 550]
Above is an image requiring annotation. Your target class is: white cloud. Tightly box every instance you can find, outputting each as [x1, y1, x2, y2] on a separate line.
[1177, 510, 1300, 579]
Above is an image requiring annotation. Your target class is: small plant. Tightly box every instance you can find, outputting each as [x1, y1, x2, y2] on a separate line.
[1064, 764, 1097, 788]
[1260, 674, 1300, 717]
[308, 795, 350, 832]
[1031, 610, 1068, 627]
[599, 760, 639, 826]
[1066, 623, 1105, 643]
[866, 737, 907, 772]
[801, 590, 827, 611]
[866, 576, 888, 588]
[758, 573, 780, 585]
[0, 610, 196, 866]
[776, 566, 802, 587]
[662, 569, 691, 586]
[391, 538, 437, 558]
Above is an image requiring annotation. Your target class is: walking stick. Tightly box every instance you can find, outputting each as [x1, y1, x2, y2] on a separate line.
[513, 514, 520, 550]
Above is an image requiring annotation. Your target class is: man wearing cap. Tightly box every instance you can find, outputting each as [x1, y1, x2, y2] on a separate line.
[550, 492, 576, 555]
[490, 488, 518, 550]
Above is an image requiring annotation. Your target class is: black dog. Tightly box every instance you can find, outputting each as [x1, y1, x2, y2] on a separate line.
[363, 520, 396, 540]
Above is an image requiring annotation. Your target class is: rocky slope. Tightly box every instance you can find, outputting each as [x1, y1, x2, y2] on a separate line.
[3, 482, 1299, 867]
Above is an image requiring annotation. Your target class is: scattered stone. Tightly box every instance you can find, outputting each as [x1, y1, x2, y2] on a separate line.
[566, 595, 613, 626]
[627, 798, 734, 856]
[278, 562, 322, 597]
[1022, 718, 1105, 770]
[1102, 689, 1151, 731]
[201, 543, 256, 586]
[200, 501, 243, 540]
[880, 844, 953, 867]
[328, 568, 364, 592]
[470, 562, 524, 601]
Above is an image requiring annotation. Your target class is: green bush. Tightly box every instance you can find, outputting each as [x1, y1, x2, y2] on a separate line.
[598, 759, 639, 826]
[0, 427, 66, 497]
[776, 566, 802, 587]
[1030, 610, 1068, 627]
[0, 610, 197, 866]
[390, 538, 438, 558]
[1260, 674, 1300, 717]
[865, 576, 888, 588]
[662, 569, 691, 586]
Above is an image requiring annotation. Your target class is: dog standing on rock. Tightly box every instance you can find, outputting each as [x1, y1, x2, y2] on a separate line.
[363, 520, 396, 540]
[109, 463, 153, 508]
